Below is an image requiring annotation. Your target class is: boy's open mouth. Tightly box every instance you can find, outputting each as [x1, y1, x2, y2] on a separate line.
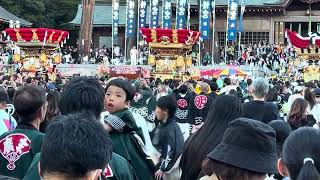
[107, 103, 114, 108]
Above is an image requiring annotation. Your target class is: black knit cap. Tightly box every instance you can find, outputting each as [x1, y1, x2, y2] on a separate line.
[208, 118, 278, 174]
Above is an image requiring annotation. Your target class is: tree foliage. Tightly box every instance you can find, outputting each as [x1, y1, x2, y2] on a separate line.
[0, 0, 81, 28]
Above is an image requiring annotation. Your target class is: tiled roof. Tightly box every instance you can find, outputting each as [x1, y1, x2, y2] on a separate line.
[70, 4, 164, 26]
[95, 0, 287, 6]
[0, 6, 32, 26]
[70, 0, 289, 26]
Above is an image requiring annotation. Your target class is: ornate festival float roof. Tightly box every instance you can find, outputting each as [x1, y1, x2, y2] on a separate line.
[286, 29, 320, 61]
[140, 28, 200, 56]
[1, 28, 69, 73]
[3, 28, 69, 48]
[286, 29, 320, 48]
[140, 28, 199, 78]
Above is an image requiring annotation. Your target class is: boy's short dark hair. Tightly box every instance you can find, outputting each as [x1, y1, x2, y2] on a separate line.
[224, 78, 232, 86]
[59, 77, 105, 119]
[40, 113, 112, 178]
[156, 95, 177, 118]
[6, 86, 15, 101]
[26, 77, 33, 84]
[106, 78, 135, 101]
[0, 86, 9, 103]
[178, 84, 188, 94]
[13, 85, 46, 123]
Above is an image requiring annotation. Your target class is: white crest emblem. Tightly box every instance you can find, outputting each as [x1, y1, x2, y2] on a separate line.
[0, 133, 31, 170]
[133, 93, 143, 102]
[194, 95, 208, 110]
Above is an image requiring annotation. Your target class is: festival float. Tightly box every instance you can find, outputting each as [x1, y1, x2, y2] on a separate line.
[286, 29, 320, 81]
[140, 28, 200, 79]
[3, 28, 69, 79]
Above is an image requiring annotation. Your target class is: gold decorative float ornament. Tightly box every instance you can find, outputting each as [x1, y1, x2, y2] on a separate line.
[40, 53, 47, 63]
[176, 56, 185, 68]
[151, 29, 157, 43]
[148, 55, 156, 66]
[160, 36, 171, 45]
[186, 56, 192, 67]
[53, 55, 61, 64]
[56, 32, 65, 44]
[47, 31, 56, 43]
[13, 54, 21, 63]
[31, 29, 39, 42]
[14, 29, 24, 42]
[172, 30, 178, 44]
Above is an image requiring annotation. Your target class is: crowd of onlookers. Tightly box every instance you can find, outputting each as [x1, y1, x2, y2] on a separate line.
[218, 42, 316, 77]
[0, 73, 320, 180]
[60, 45, 149, 65]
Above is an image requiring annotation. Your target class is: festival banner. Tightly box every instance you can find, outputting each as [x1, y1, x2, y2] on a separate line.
[238, 0, 246, 33]
[126, 0, 136, 38]
[200, 0, 211, 40]
[162, 0, 172, 29]
[211, 0, 216, 18]
[112, 0, 120, 40]
[139, 0, 147, 28]
[176, 0, 187, 29]
[150, 0, 160, 29]
[227, 0, 238, 41]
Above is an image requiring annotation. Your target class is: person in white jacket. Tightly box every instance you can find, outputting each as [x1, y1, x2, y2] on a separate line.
[0, 87, 17, 136]
[311, 88, 320, 128]
[287, 85, 304, 111]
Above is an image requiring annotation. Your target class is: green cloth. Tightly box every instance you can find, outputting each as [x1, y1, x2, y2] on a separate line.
[108, 153, 138, 180]
[131, 87, 156, 123]
[0, 129, 44, 179]
[111, 109, 156, 180]
[23, 153, 138, 180]
[203, 54, 211, 64]
[131, 87, 153, 109]
[22, 153, 40, 180]
[147, 96, 157, 122]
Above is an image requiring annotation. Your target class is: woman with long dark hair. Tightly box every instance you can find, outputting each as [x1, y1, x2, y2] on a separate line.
[40, 90, 61, 133]
[287, 98, 316, 131]
[179, 95, 243, 180]
[278, 127, 320, 180]
[304, 88, 316, 111]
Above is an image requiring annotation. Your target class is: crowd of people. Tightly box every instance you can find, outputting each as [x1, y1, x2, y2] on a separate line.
[217, 42, 318, 77]
[0, 73, 320, 180]
[60, 45, 149, 66]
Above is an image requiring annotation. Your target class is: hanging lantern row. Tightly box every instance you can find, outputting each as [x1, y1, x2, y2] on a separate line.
[215, 8, 284, 13]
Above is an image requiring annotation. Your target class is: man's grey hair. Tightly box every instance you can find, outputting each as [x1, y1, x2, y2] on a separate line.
[252, 77, 269, 98]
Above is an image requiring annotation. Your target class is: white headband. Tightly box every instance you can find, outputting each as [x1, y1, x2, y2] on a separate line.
[304, 157, 314, 164]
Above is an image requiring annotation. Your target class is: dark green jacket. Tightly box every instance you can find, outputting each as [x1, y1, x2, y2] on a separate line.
[106, 153, 138, 180]
[110, 109, 156, 180]
[0, 123, 44, 179]
[23, 153, 138, 180]
[131, 88, 156, 123]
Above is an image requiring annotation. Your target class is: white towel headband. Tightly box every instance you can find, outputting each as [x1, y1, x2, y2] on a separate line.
[304, 157, 314, 164]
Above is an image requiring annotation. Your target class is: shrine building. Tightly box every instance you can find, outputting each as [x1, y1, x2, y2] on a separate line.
[69, 0, 320, 49]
